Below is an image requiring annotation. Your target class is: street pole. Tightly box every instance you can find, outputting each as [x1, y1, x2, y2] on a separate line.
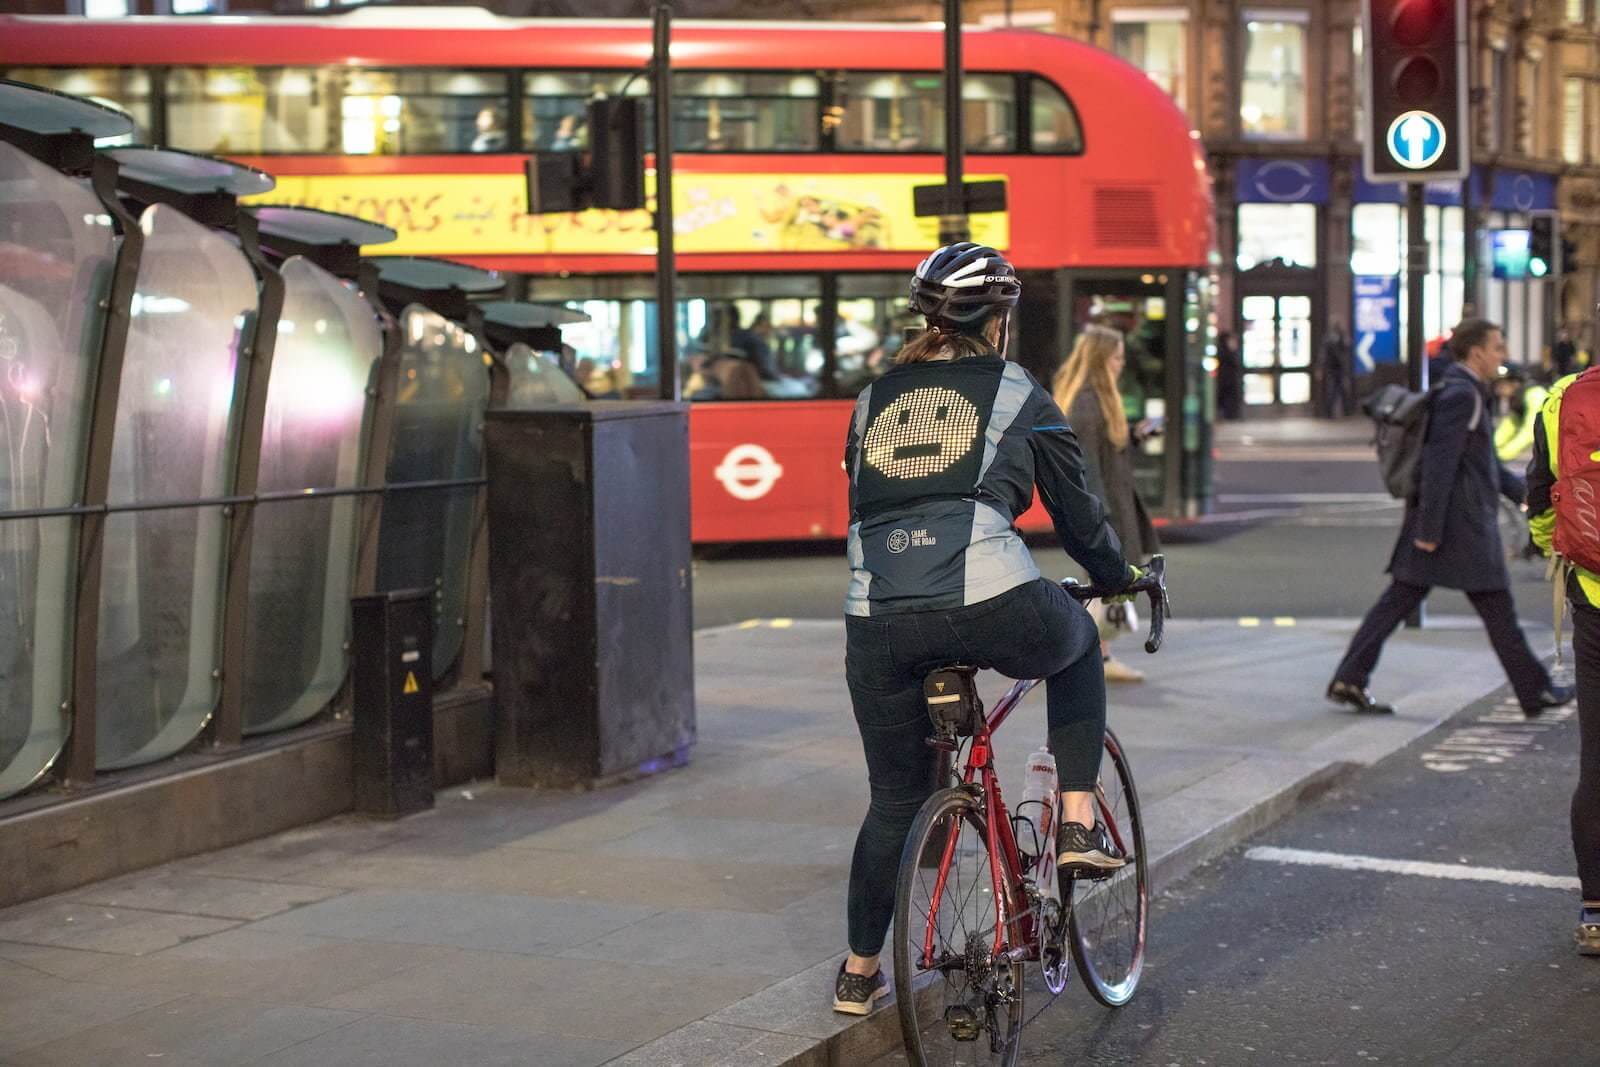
[1406, 181, 1428, 393]
[1460, 176, 1478, 318]
[1405, 180, 1428, 629]
[941, 0, 969, 246]
[653, 1, 678, 401]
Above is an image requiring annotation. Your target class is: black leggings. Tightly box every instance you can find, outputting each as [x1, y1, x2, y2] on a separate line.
[1571, 602, 1600, 901]
[843, 578, 1105, 957]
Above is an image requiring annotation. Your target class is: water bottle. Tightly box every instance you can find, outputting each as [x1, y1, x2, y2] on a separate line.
[1018, 749, 1059, 901]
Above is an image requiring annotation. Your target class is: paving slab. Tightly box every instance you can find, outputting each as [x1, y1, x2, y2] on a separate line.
[0, 616, 1550, 1065]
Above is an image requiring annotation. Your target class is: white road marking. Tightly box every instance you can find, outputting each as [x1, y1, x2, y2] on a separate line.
[1246, 846, 1582, 891]
[1217, 493, 1396, 505]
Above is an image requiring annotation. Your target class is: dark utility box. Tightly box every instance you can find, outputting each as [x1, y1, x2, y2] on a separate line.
[350, 589, 436, 817]
[484, 403, 695, 789]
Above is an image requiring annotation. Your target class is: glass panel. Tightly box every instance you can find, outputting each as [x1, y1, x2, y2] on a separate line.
[1351, 203, 1403, 276]
[1277, 295, 1312, 368]
[0, 145, 114, 799]
[523, 70, 648, 152]
[336, 69, 511, 155]
[4, 68, 153, 145]
[1112, 17, 1187, 112]
[504, 343, 587, 406]
[1241, 294, 1277, 369]
[376, 306, 489, 680]
[834, 73, 1014, 151]
[243, 258, 379, 735]
[834, 273, 912, 394]
[1278, 372, 1311, 404]
[673, 72, 819, 151]
[1570, 0, 1586, 22]
[166, 67, 338, 155]
[97, 205, 255, 770]
[1030, 76, 1084, 153]
[1565, 78, 1585, 164]
[682, 280, 823, 400]
[1237, 203, 1317, 270]
[1244, 372, 1276, 405]
[1071, 279, 1171, 505]
[1241, 18, 1307, 138]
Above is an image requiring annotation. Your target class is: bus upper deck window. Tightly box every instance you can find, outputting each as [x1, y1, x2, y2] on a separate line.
[1030, 76, 1084, 154]
[5, 67, 154, 146]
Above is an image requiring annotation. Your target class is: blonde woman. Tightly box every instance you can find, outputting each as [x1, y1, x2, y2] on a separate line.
[1052, 325, 1162, 683]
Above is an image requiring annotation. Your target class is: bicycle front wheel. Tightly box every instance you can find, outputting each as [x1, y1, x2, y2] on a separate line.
[894, 786, 1024, 1067]
[1068, 728, 1148, 1007]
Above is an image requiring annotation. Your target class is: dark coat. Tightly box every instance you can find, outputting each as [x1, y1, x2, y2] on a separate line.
[1388, 362, 1524, 592]
[1067, 389, 1161, 558]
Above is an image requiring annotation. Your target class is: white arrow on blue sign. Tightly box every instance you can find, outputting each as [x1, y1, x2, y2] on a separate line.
[1385, 110, 1446, 170]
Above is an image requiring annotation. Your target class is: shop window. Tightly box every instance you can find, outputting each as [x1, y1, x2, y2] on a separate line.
[1240, 14, 1308, 139]
[4, 67, 153, 144]
[834, 72, 1017, 152]
[1569, 0, 1587, 23]
[1236, 203, 1317, 270]
[1351, 203, 1402, 276]
[1029, 76, 1084, 153]
[1112, 11, 1187, 113]
[82, 0, 128, 15]
[1565, 77, 1585, 164]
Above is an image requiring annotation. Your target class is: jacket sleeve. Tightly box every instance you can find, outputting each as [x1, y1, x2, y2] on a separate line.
[1498, 462, 1527, 505]
[1416, 382, 1475, 545]
[1025, 387, 1128, 589]
[843, 387, 871, 520]
[1527, 394, 1557, 557]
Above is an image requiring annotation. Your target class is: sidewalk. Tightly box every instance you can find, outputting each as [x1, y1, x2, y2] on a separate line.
[0, 617, 1551, 1066]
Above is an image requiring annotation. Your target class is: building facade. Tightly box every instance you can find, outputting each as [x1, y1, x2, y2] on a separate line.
[809, 0, 1600, 410]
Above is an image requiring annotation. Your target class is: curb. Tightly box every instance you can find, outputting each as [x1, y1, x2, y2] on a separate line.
[606, 753, 1370, 1067]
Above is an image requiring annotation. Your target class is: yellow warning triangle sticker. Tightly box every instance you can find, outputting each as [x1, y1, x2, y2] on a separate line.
[402, 671, 420, 695]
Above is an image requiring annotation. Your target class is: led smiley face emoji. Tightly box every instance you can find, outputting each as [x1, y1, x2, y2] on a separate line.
[863, 386, 982, 480]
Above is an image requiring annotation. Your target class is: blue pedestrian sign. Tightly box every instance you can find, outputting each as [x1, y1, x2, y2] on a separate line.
[1386, 111, 1447, 171]
[1353, 275, 1400, 371]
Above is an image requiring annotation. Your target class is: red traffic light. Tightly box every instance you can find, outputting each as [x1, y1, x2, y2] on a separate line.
[1391, 0, 1448, 47]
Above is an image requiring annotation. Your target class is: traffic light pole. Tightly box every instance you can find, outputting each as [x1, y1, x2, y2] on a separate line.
[653, 1, 678, 402]
[1405, 180, 1427, 630]
[941, 0, 969, 246]
[1406, 182, 1428, 393]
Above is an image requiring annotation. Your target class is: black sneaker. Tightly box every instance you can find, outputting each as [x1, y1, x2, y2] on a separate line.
[1056, 821, 1127, 876]
[1326, 680, 1395, 715]
[832, 961, 887, 1015]
[1525, 685, 1576, 719]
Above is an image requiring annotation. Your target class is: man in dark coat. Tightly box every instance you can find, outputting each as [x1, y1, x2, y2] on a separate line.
[1327, 318, 1574, 715]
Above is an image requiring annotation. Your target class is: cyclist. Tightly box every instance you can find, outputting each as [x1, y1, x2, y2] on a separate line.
[833, 242, 1141, 1014]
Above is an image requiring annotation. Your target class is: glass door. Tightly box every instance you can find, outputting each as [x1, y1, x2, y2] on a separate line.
[1239, 292, 1314, 407]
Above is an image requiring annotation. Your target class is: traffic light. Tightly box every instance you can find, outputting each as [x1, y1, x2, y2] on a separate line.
[1531, 216, 1553, 278]
[1362, 0, 1469, 182]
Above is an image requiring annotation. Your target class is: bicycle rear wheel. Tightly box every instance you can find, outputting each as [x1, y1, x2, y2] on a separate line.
[894, 786, 1024, 1067]
[1068, 728, 1148, 1007]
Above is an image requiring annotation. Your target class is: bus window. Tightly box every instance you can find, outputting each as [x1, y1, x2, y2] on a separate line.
[4, 67, 153, 144]
[336, 70, 510, 155]
[834, 272, 914, 395]
[673, 72, 819, 152]
[166, 67, 337, 154]
[533, 274, 822, 401]
[834, 73, 1016, 152]
[523, 71, 648, 152]
[1030, 76, 1084, 154]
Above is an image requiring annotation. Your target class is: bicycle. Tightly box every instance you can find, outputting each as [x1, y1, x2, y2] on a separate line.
[891, 556, 1170, 1067]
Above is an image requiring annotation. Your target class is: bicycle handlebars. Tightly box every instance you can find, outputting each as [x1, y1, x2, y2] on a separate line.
[1063, 554, 1171, 655]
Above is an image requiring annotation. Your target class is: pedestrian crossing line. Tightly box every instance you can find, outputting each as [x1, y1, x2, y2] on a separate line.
[1245, 846, 1582, 891]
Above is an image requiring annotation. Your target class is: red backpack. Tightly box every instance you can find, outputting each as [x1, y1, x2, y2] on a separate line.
[1552, 368, 1600, 574]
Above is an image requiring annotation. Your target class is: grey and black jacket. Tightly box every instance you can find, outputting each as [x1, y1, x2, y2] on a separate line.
[844, 353, 1127, 616]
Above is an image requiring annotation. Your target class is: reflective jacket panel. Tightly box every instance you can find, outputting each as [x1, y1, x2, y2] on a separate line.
[843, 355, 1126, 616]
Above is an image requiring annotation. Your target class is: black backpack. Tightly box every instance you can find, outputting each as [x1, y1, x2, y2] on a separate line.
[1364, 382, 1481, 500]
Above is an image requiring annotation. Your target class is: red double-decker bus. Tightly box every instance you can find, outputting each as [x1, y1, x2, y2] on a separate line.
[3, 10, 1216, 542]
